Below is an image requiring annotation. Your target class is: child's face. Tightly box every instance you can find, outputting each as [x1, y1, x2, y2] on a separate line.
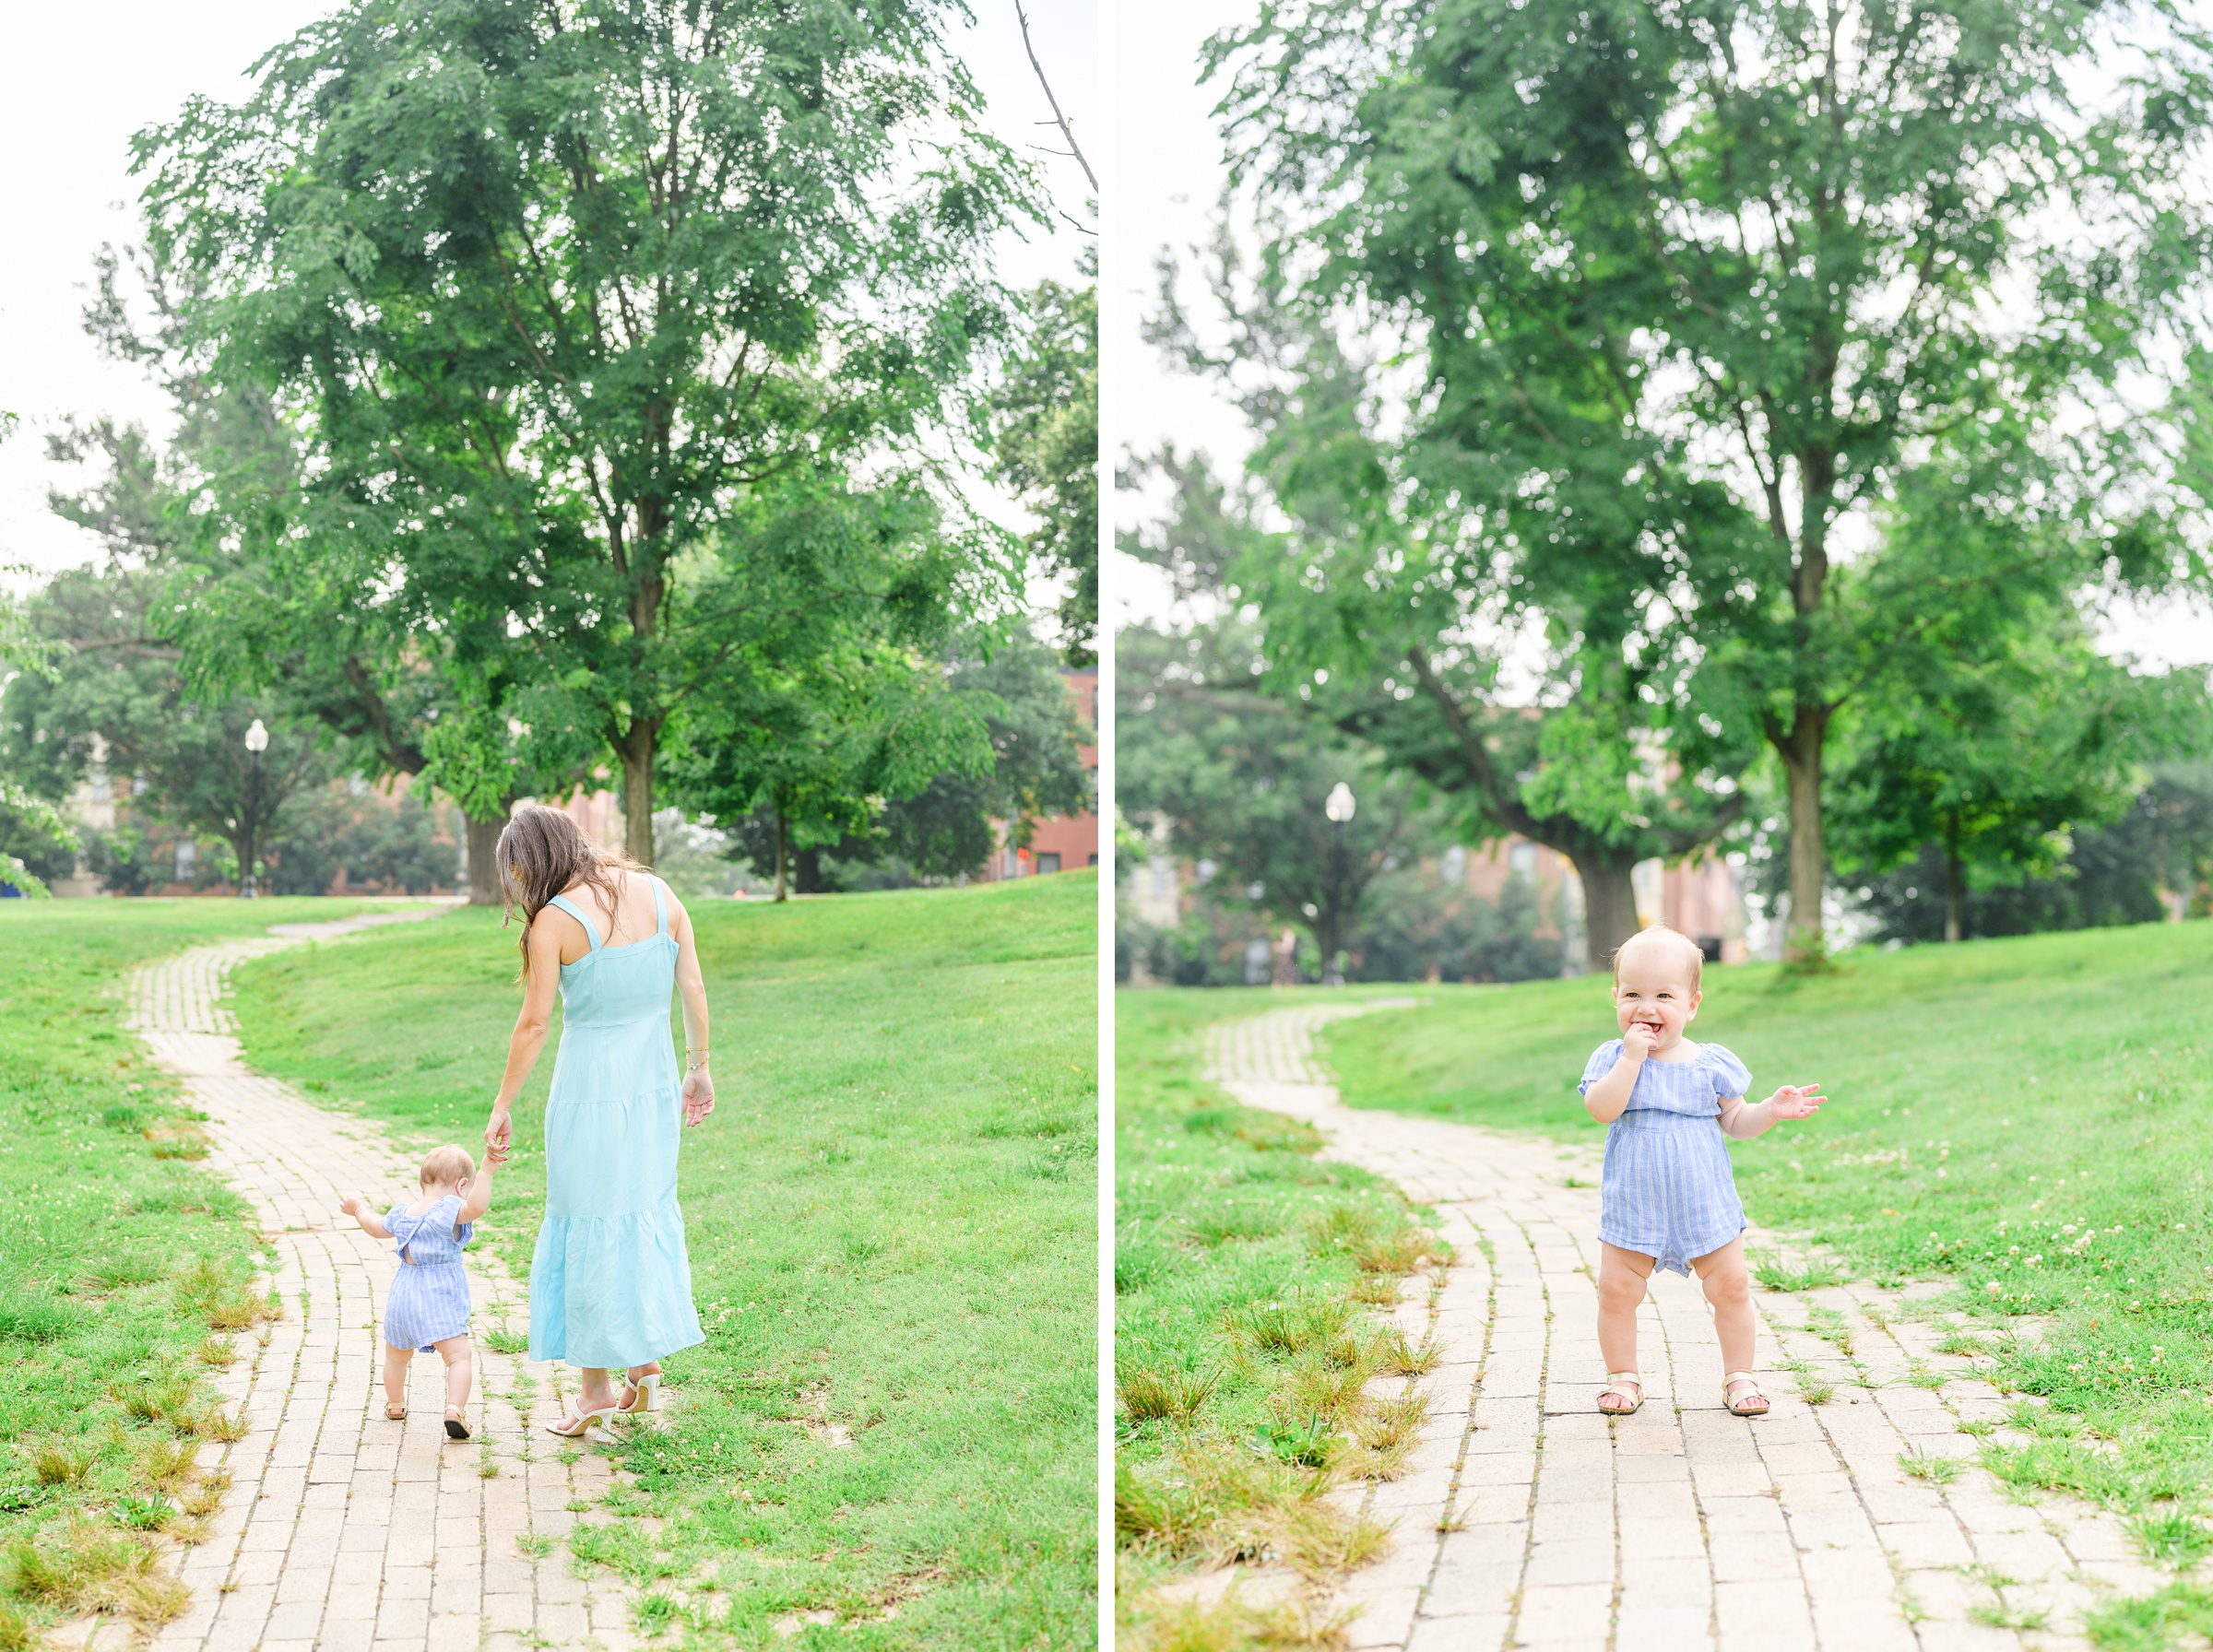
[1614, 954, 1700, 1048]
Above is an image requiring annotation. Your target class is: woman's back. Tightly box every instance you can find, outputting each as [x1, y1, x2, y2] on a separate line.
[546, 872, 678, 1029]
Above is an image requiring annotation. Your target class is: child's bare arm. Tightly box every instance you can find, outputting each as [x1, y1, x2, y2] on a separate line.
[1718, 1084, 1825, 1140]
[1583, 1027, 1654, 1123]
[456, 1163, 496, 1227]
[338, 1196, 393, 1238]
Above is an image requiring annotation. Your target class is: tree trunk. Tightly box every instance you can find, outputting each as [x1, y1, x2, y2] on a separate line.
[617, 725, 658, 867]
[774, 809, 788, 903]
[1571, 850, 1643, 972]
[795, 845, 824, 894]
[1944, 835, 1964, 945]
[1777, 704, 1831, 966]
[464, 809, 507, 907]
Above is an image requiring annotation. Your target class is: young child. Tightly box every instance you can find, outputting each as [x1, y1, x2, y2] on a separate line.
[341, 1145, 496, 1439]
[1579, 926, 1824, 1419]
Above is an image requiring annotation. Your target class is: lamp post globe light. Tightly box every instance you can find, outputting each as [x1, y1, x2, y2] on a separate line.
[1322, 782, 1355, 985]
[242, 718, 269, 899]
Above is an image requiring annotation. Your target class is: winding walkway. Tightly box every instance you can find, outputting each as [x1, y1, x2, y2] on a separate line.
[104, 915, 646, 1652]
[1203, 999, 2163, 1652]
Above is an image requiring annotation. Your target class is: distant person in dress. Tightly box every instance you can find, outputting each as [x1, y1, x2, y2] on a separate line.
[482, 805, 714, 1436]
[341, 1144, 497, 1439]
[1578, 926, 1827, 1420]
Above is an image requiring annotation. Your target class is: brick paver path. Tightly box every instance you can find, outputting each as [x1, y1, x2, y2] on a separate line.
[116, 921, 647, 1652]
[1203, 1000, 2164, 1652]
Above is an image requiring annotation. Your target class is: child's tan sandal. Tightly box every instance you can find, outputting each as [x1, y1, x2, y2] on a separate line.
[444, 1406, 471, 1441]
[1723, 1372, 1770, 1417]
[385, 1402, 407, 1421]
[1598, 1372, 1644, 1415]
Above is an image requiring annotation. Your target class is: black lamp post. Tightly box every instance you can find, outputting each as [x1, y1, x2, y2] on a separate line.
[241, 718, 268, 898]
[1323, 781, 1355, 985]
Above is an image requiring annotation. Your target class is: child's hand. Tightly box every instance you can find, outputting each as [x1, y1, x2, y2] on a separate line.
[1766, 1084, 1825, 1120]
[339, 1196, 362, 1218]
[1621, 1022, 1659, 1062]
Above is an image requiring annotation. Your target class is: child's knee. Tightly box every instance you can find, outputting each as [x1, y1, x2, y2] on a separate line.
[1701, 1265, 1750, 1309]
[436, 1337, 471, 1368]
[1597, 1268, 1647, 1313]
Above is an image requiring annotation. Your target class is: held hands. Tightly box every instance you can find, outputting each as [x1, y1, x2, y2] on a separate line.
[1764, 1083, 1826, 1121]
[483, 1106, 513, 1166]
[681, 1066, 716, 1127]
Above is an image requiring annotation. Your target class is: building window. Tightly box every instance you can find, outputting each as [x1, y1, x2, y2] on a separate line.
[1088, 853, 1098, 867]
[1035, 853, 1062, 875]
[1509, 842, 1537, 879]
[175, 840, 197, 881]
[1440, 844, 1467, 887]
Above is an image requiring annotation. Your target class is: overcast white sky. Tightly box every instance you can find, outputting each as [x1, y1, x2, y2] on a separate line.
[1105, 0, 2213, 667]
[0, 0, 1095, 585]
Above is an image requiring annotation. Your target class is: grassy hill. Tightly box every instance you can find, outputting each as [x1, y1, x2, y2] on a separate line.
[231, 874, 1097, 1650]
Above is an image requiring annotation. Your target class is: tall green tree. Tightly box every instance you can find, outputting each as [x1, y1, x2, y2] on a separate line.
[57, 252, 520, 900]
[139, 0, 1037, 867]
[1209, 0, 2213, 961]
[1119, 611, 1424, 976]
[995, 262, 1098, 665]
[0, 560, 330, 890]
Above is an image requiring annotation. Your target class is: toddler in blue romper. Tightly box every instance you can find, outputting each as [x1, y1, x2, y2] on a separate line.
[342, 1144, 497, 1439]
[1579, 926, 1825, 1420]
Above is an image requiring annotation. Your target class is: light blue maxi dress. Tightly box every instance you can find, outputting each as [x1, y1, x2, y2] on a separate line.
[528, 878, 705, 1369]
[1580, 1041, 1755, 1276]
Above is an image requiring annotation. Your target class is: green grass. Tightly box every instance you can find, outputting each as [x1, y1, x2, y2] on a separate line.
[0, 897, 385, 1638]
[1321, 921, 2213, 1576]
[1115, 989, 1440, 1639]
[230, 875, 1096, 1650]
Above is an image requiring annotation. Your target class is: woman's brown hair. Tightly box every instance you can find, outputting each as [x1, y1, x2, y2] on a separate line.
[495, 804, 642, 976]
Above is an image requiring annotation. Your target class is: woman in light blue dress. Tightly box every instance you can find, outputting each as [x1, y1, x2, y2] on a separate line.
[481, 805, 715, 1436]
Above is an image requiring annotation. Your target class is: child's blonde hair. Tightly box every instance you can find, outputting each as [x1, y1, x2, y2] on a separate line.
[420, 1145, 476, 1188]
[1611, 925, 1707, 995]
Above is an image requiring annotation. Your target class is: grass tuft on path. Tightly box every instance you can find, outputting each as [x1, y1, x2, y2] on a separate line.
[1320, 922, 2213, 1579]
[0, 898, 384, 1639]
[231, 875, 1095, 1650]
[1115, 992, 1441, 1646]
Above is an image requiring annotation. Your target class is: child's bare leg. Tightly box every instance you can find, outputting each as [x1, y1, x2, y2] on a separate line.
[1693, 1235, 1758, 1376]
[382, 1344, 412, 1414]
[433, 1336, 473, 1411]
[1596, 1242, 1655, 1384]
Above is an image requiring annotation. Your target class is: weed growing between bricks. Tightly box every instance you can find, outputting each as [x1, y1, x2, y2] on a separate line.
[0, 903, 352, 1642]
[1115, 993, 1445, 1650]
[1324, 921, 2213, 1636]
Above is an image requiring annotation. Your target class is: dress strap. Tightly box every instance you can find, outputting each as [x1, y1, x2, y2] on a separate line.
[651, 876, 669, 938]
[546, 893, 602, 952]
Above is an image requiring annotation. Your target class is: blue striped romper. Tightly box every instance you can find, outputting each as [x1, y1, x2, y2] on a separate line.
[1580, 1041, 1753, 1277]
[382, 1194, 475, 1351]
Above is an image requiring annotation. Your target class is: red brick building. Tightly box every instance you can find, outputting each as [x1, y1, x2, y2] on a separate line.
[981, 667, 1097, 880]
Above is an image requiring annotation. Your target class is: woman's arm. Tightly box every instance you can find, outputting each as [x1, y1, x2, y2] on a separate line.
[669, 891, 715, 1127]
[485, 919, 563, 1161]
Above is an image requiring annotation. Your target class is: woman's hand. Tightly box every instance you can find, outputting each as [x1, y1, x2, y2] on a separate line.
[681, 1067, 716, 1127]
[484, 1105, 513, 1164]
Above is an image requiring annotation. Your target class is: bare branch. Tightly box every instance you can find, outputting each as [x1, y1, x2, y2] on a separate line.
[1016, 1, 1096, 195]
